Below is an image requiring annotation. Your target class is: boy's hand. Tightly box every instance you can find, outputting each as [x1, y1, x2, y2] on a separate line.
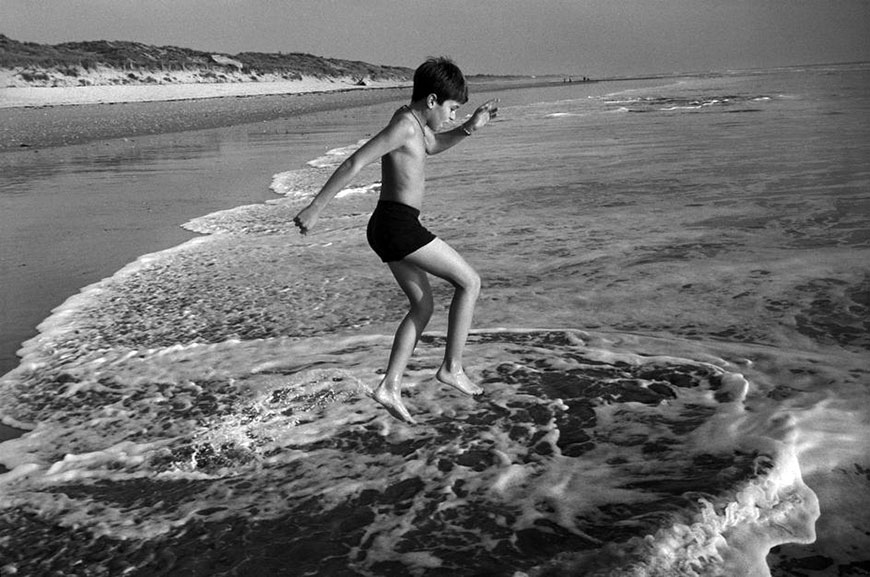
[293, 205, 319, 235]
[467, 98, 500, 133]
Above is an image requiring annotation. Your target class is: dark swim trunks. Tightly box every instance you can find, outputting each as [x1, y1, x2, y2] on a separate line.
[367, 200, 437, 262]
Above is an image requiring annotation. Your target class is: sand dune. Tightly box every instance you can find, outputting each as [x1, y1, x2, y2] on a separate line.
[0, 71, 409, 108]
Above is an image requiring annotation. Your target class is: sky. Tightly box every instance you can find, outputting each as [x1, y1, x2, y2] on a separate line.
[2, 0, 869, 77]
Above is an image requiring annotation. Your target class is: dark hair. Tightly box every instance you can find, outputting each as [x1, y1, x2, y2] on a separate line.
[411, 57, 468, 104]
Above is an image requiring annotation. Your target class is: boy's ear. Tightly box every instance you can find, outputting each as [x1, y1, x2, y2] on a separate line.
[426, 93, 438, 109]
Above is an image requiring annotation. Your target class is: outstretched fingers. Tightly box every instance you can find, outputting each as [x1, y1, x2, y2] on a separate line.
[293, 216, 308, 235]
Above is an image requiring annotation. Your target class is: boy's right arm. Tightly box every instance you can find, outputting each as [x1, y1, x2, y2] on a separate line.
[293, 160, 355, 234]
[293, 117, 414, 235]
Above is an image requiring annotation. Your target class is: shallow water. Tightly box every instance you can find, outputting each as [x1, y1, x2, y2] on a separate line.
[1, 64, 869, 575]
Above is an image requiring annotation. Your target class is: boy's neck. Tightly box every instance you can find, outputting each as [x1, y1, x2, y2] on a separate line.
[405, 101, 429, 130]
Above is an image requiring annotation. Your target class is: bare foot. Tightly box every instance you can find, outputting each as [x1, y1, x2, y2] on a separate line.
[436, 366, 484, 396]
[372, 380, 416, 424]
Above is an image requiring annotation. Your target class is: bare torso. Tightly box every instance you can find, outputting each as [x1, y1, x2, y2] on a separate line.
[380, 107, 428, 209]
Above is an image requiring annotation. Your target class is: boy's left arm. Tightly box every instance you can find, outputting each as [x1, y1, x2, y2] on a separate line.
[429, 99, 499, 155]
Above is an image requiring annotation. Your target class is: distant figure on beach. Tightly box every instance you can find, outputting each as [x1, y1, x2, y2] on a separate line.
[293, 57, 499, 424]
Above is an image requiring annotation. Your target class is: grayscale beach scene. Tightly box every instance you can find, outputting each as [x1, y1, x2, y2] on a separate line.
[2, 2, 868, 575]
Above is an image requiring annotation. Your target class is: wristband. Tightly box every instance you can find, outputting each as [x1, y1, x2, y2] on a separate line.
[461, 124, 473, 136]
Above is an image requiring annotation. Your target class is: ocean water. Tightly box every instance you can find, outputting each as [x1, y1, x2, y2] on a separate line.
[1, 64, 869, 576]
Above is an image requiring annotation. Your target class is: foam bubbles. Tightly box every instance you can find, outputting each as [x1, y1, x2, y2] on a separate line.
[0, 328, 827, 575]
[306, 139, 369, 169]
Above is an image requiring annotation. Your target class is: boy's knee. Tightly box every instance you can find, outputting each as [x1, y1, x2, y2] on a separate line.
[463, 270, 481, 296]
[444, 266, 480, 295]
[412, 294, 435, 319]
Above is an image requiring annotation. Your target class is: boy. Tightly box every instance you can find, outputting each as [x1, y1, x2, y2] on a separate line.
[293, 57, 498, 424]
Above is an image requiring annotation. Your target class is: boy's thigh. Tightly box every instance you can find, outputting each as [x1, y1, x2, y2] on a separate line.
[404, 238, 477, 286]
[387, 260, 433, 301]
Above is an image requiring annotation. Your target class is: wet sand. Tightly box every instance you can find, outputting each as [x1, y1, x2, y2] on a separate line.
[0, 87, 411, 151]
[0, 78, 553, 151]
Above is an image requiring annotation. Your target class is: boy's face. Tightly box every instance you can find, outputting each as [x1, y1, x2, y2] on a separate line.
[429, 98, 462, 130]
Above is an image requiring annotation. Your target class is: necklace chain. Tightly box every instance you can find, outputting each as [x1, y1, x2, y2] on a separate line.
[403, 105, 426, 135]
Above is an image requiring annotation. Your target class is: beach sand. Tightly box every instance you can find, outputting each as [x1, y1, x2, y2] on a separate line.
[1, 80, 414, 151]
[0, 76, 555, 151]
[0, 73, 410, 107]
